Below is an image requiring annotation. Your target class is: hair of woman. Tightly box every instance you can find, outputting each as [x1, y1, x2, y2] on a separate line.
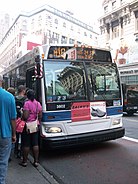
[27, 89, 35, 101]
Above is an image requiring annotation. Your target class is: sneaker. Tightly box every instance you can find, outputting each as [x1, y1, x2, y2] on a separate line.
[91, 107, 106, 117]
[19, 162, 27, 167]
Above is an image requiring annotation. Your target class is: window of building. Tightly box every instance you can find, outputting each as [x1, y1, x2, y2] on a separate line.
[46, 14, 52, 27]
[36, 29, 42, 35]
[48, 15, 52, 19]
[136, 17, 138, 32]
[104, 6, 108, 13]
[84, 32, 87, 36]
[49, 32, 59, 44]
[77, 28, 80, 34]
[54, 19, 58, 24]
[120, 18, 124, 37]
[22, 20, 27, 31]
[47, 30, 51, 37]
[135, 11, 138, 32]
[120, 0, 124, 5]
[63, 22, 66, 28]
[22, 33, 27, 38]
[22, 24, 27, 32]
[54, 19, 58, 29]
[71, 25, 73, 31]
[112, 26, 119, 39]
[53, 32, 59, 42]
[54, 32, 59, 39]
[124, 7, 127, 13]
[128, 16, 130, 24]
[61, 36, 67, 44]
[31, 19, 34, 29]
[38, 16, 42, 27]
[112, 1, 116, 9]
[69, 38, 75, 44]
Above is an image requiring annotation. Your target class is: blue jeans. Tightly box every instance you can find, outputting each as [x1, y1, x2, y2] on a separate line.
[0, 137, 11, 184]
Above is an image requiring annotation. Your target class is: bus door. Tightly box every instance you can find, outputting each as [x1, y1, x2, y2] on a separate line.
[26, 68, 41, 102]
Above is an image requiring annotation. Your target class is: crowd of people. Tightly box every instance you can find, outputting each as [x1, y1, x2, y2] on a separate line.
[0, 74, 42, 184]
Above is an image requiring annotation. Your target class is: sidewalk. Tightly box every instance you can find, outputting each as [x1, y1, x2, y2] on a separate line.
[6, 153, 59, 184]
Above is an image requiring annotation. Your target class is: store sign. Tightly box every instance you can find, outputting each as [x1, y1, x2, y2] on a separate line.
[120, 69, 138, 75]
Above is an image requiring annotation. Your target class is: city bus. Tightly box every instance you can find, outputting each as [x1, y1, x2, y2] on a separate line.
[2, 44, 125, 149]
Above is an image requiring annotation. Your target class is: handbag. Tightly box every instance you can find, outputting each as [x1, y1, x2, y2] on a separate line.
[16, 118, 25, 133]
[26, 120, 38, 134]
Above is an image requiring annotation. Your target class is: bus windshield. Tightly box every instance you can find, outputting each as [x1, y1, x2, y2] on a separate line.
[44, 60, 121, 103]
[86, 62, 121, 100]
[44, 60, 87, 102]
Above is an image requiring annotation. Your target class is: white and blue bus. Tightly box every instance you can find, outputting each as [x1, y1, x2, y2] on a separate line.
[2, 44, 125, 149]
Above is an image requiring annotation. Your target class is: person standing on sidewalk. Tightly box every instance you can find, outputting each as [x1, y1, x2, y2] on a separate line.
[14, 85, 26, 158]
[20, 89, 42, 167]
[7, 87, 16, 162]
[0, 75, 17, 184]
[7, 87, 16, 96]
[15, 85, 26, 118]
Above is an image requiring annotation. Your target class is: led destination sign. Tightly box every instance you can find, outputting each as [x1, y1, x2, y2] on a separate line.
[77, 48, 95, 60]
[68, 48, 95, 60]
[47, 46, 112, 62]
[67, 47, 112, 62]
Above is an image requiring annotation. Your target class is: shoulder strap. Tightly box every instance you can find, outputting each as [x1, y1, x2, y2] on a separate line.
[35, 101, 39, 119]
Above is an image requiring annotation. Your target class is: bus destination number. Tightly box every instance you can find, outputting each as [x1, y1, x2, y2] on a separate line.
[48, 46, 72, 59]
[53, 48, 66, 57]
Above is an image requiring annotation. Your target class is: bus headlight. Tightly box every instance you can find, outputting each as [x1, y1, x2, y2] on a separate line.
[112, 119, 121, 125]
[45, 127, 62, 133]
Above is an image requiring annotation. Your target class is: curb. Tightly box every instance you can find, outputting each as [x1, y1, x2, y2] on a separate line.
[28, 154, 59, 184]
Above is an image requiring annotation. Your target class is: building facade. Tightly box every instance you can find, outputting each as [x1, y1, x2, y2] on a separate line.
[118, 61, 138, 85]
[99, 0, 138, 66]
[0, 13, 10, 42]
[0, 5, 99, 72]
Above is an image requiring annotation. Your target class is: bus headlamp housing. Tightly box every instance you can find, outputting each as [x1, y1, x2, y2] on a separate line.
[112, 119, 121, 125]
[45, 127, 62, 133]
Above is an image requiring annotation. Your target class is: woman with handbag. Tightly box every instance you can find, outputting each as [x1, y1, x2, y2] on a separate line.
[20, 89, 42, 167]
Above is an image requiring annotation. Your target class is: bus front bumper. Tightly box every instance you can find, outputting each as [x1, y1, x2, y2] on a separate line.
[40, 127, 125, 149]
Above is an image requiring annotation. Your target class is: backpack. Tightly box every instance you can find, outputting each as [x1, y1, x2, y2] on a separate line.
[15, 96, 26, 118]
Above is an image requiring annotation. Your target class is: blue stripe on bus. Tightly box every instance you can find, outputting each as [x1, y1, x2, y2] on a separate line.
[106, 106, 123, 116]
[42, 111, 71, 122]
[42, 106, 123, 122]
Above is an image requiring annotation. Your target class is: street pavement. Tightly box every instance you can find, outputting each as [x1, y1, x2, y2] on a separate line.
[6, 152, 59, 184]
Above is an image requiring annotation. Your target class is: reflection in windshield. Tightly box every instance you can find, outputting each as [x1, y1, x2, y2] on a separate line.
[44, 61, 87, 102]
[86, 63, 121, 100]
[44, 61, 121, 102]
